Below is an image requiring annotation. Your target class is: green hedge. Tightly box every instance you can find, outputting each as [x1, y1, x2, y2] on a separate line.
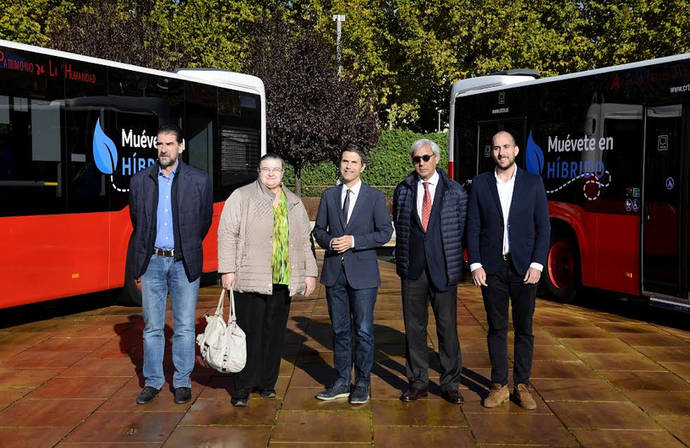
[282, 129, 449, 197]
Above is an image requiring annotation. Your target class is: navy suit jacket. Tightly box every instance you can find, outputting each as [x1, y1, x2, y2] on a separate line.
[466, 167, 550, 275]
[312, 182, 393, 289]
[129, 161, 213, 281]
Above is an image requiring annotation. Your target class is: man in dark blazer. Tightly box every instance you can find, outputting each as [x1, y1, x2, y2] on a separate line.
[393, 138, 467, 405]
[467, 130, 550, 410]
[129, 124, 213, 406]
[312, 146, 393, 405]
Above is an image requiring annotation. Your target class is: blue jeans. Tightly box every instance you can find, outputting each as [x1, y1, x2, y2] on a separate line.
[326, 267, 377, 388]
[141, 255, 199, 389]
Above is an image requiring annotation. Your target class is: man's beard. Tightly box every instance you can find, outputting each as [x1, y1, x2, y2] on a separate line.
[159, 155, 176, 168]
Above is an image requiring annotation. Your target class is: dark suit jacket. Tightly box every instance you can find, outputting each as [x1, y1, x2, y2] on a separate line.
[466, 167, 550, 275]
[129, 161, 213, 281]
[312, 182, 393, 289]
[393, 169, 467, 286]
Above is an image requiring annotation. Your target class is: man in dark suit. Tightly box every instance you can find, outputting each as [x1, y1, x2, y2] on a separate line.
[393, 139, 467, 405]
[312, 146, 393, 405]
[467, 130, 550, 410]
[129, 124, 213, 405]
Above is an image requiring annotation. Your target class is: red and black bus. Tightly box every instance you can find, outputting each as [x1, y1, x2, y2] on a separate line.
[0, 39, 265, 308]
[450, 54, 690, 311]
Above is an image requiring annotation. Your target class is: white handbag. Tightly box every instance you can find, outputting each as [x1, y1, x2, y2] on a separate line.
[196, 289, 247, 373]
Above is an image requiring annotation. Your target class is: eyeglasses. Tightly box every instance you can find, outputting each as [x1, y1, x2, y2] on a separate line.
[259, 167, 283, 173]
[412, 154, 433, 164]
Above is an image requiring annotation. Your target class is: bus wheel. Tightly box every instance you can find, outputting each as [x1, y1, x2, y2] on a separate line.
[543, 233, 580, 303]
[116, 242, 142, 306]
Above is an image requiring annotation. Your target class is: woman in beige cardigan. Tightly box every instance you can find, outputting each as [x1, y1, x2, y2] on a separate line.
[218, 153, 317, 407]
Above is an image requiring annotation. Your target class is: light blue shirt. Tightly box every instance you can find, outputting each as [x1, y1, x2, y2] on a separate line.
[154, 165, 177, 249]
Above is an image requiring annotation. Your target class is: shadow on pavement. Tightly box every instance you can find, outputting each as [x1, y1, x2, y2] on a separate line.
[291, 314, 491, 401]
[0, 291, 115, 329]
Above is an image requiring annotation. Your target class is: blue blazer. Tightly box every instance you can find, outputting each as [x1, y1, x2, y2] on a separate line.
[129, 161, 213, 281]
[312, 183, 393, 289]
[466, 167, 550, 275]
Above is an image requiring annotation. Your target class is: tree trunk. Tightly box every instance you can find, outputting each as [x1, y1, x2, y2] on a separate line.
[294, 166, 302, 197]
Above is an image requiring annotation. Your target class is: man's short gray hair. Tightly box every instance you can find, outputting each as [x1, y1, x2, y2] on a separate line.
[409, 138, 441, 157]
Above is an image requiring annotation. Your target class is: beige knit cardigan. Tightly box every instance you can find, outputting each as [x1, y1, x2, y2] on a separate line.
[217, 180, 318, 296]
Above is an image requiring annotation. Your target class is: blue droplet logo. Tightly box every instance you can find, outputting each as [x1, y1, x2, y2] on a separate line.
[525, 130, 544, 175]
[93, 118, 118, 174]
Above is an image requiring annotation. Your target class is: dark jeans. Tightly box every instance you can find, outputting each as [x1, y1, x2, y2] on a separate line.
[325, 267, 378, 388]
[401, 270, 462, 391]
[233, 285, 291, 397]
[481, 259, 537, 386]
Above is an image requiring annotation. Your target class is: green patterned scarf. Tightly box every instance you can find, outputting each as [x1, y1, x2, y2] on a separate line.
[271, 190, 290, 285]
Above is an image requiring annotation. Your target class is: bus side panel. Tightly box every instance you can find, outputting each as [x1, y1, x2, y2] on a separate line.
[1, 213, 110, 309]
[590, 213, 639, 295]
[549, 202, 639, 295]
[107, 201, 223, 291]
[201, 202, 224, 274]
[108, 208, 132, 291]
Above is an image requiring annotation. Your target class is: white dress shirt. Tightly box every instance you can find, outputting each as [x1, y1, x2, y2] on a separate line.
[416, 170, 439, 222]
[470, 166, 543, 273]
[335, 179, 361, 248]
[341, 179, 362, 224]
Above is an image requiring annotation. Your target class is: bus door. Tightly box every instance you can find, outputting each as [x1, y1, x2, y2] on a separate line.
[476, 118, 527, 176]
[641, 104, 690, 307]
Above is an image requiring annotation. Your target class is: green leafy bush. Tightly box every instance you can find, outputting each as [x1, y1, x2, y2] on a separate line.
[283, 129, 449, 197]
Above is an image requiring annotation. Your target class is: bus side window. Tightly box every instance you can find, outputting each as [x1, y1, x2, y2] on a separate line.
[0, 56, 66, 217]
[185, 83, 216, 193]
[217, 90, 260, 194]
[187, 113, 214, 175]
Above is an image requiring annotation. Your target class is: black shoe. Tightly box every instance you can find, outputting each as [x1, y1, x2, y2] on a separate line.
[260, 389, 277, 398]
[136, 386, 160, 404]
[441, 389, 464, 405]
[231, 395, 249, 407]
[174, 387, 192, 404]
[400, 387, 428, 402]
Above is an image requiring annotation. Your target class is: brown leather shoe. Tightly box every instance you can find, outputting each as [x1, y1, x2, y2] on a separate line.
[483, 383, 509, 408]
[513, 383, 537, 410]
[441, 389, 464, 404]
[400, 387, 428, 402]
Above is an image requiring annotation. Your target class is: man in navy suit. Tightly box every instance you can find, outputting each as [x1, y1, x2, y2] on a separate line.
[467, 130, 550, 410]
[312, 146, 393, 405]
[129, 124, 213, 406]
[393, 138, 467, 405]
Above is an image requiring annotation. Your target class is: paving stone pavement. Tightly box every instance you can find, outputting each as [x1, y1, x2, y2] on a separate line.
[0, 258, 689, 447]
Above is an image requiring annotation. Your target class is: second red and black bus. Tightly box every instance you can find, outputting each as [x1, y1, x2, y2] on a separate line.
[450, 54, 690, 311]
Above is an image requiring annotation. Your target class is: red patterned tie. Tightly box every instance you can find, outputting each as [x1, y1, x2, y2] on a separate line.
[422, 181, 431, 232]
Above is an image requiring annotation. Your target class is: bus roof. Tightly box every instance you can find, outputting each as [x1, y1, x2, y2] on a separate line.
[451, 52, 690, 99]
[0, 39, 265, 97]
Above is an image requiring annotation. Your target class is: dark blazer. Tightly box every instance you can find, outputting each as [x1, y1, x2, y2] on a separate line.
[466, 167, 550, 275]
[129, 161, 213, 282]
[312, 182, 393, 289]
[393, 169, 467, 286]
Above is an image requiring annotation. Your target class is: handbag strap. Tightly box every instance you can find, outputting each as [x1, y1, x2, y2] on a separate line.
[228, 289, 237, 324]
[214, 289, 225, 317]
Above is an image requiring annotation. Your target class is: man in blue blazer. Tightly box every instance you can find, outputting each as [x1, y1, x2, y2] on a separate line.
[129, 124, 213, 406]
[312, 146, 393, 405]
[467, 130, 550, 410]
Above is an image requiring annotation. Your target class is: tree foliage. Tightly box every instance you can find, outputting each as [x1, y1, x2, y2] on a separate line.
[47, 0, 180, 69]
[3, 0, 690, 132]
[246, 12, 378, 195]
[0, 0, 68, 47]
